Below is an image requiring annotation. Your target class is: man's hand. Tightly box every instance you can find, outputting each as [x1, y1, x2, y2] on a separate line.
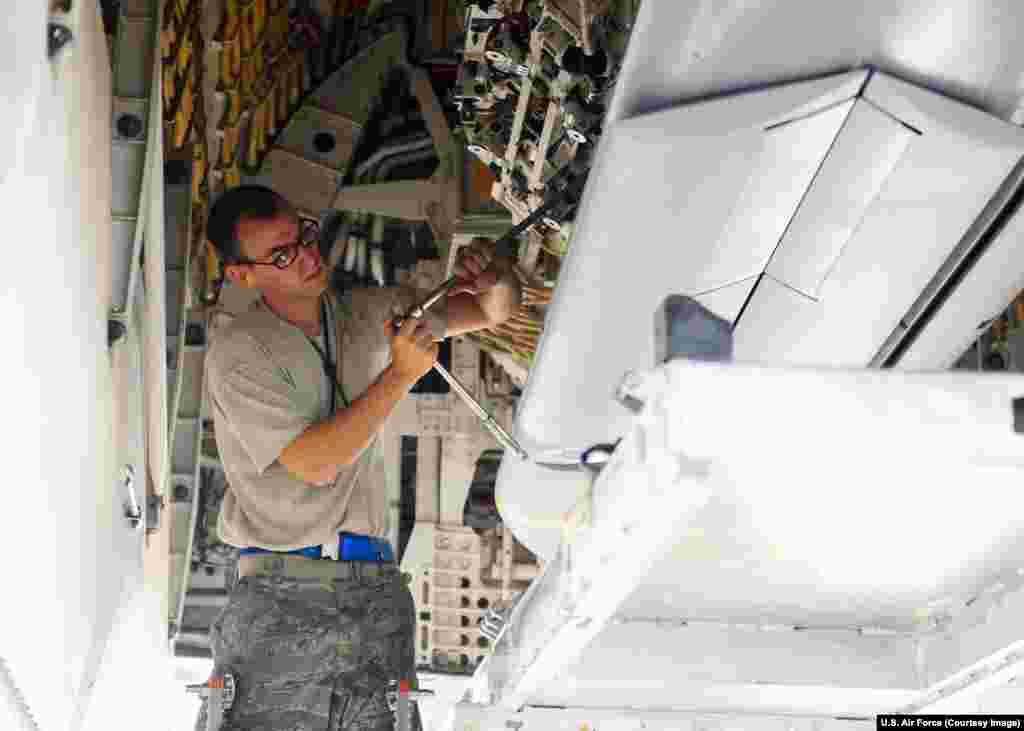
[442, 237, 523, 335]
[387, 316, 438, 383]
[451, 238, 507, 296]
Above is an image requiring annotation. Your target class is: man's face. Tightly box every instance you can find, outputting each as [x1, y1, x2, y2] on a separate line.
[228, 211, 328, 299]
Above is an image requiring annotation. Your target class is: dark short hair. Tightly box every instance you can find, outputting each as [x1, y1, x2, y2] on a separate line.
[207, 185, 291, 264]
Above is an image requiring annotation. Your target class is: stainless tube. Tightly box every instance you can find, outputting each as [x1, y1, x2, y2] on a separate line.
[432, 362, 529, 461]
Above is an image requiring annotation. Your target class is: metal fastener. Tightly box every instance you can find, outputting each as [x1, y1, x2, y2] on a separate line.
[47, 23, 73, 60]
[108, 319, 127, 347]
[123, 465, 142, 529]
[146, 494, 165, 534]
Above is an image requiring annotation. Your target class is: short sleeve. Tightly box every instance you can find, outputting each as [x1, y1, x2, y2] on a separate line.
[207, 354, 313, 475]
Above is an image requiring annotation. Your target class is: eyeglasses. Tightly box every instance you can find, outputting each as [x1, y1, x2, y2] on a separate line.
[233, 219, 321, 270]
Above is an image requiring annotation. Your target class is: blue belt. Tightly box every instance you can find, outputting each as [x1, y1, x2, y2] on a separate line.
[239, 533, 394, 563]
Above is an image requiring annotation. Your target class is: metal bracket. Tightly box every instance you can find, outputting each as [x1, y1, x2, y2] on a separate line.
[108, 318, 127, 348]
[580, 441, 618, 481]
[122, 467, 164, 535]
[146, 494, 165, 534]
[122, 465, 143, 530]
[614, 369, 649, 414]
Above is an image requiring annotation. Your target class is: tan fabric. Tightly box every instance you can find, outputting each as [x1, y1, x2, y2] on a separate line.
[206, 286, 446, 551]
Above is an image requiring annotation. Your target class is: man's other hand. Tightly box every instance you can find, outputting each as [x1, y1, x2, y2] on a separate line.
[386, 316, 438, 383]
[451, 238, 505, 296]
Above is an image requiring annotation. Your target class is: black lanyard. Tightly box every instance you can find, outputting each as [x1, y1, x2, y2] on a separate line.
[305, 298, 350, 413]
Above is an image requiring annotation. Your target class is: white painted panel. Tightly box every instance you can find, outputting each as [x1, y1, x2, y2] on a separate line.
[534, 623, 920, 713]
[710, 100, 855, 288]
[494, 457, 591, 562]
[0, 5, 178, 729]
[737, 74, 1024, 366]
[693, 277, 758, 323]
[786, 129, 1017, 364]
[865, 72, 1024, 151]
[450, 704, 877, 731]
[630, 360, 1024, 630]
[606, 1, 1024, 126]
[766, 101, 915, 296]
[898, 202, 1024, 370]
[732, 275, 827, 363]
[625, 460, 1023, 631]
[976, 686, 1024, 715]
[0, 4, 44, 192]
[914, 584, 1024, 701]
[517, 73, 861, 459]
[613, 68, 868, 135]
[489, 359, 1024, 716]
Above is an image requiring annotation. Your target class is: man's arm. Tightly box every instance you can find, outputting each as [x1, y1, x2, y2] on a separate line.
[444, 238, 523, 337]
[279, 317, 437, 485]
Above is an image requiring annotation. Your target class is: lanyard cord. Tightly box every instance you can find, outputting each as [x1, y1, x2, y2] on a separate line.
[305, 297, 351, 412]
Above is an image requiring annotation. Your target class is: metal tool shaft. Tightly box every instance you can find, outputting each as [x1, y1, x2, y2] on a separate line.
[392, 309, 529, 459]
[404, 277, 459, 320]
[398, 168, 590, 462]
[432, 362, 529, 460]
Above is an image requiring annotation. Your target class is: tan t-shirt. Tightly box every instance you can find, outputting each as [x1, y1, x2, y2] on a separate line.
[205, 286, 446, 551]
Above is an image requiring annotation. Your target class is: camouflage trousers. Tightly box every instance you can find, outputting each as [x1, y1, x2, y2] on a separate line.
[204, 562, 418, 731]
